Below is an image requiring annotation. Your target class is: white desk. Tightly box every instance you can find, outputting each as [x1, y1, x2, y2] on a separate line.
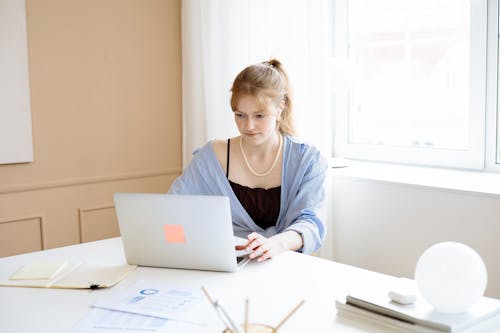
[0, 238, 499, 333]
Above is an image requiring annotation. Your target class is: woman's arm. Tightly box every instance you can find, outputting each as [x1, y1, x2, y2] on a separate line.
[280, 143, 328, 255]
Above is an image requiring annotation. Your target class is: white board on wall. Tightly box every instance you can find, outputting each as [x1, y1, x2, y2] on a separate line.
[0, 0, 33, 164]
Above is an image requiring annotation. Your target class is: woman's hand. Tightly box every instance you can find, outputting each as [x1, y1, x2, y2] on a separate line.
[236, 231, 303, 262]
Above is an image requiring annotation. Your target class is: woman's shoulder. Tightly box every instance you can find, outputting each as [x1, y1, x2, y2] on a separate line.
[211, 138, 227, 152]
[191, 140, 214, 155]
[211, 139, 227, 166]
[208, 136, 239, 167]
[284, 135, 328, 170]
[285, 135, 321, 155]
[287, 137, 328, 177]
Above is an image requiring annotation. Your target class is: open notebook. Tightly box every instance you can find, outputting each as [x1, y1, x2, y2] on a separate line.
[0, 261, 136, 289]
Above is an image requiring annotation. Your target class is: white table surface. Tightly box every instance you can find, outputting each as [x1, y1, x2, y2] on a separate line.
[1, 238, 499, 333]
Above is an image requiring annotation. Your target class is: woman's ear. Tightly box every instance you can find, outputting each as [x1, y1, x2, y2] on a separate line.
[279, 98, 286, 111]
[277, 99, 286, 119]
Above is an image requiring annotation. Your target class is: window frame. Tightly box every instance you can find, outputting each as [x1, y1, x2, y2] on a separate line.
[332, 0, 493, 171]
[485, 0, 500, 171]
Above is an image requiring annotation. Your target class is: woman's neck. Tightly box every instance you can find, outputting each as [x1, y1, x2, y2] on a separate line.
[241, 132, 282, 157]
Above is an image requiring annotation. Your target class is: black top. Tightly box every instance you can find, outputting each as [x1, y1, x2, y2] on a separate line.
[227, 139, 281, 229]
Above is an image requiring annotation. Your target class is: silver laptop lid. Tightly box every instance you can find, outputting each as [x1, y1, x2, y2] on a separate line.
[113, 193, 241, 272]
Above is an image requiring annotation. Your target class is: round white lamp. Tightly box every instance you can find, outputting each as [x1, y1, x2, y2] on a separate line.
[415, 242, 487, 314]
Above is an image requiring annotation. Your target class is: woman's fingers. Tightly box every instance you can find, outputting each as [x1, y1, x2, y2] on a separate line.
[238, 240, 251, 250]
[242, 232, 283, 262]
[245, 232, 263, 250]
[257, 252, 271, 262]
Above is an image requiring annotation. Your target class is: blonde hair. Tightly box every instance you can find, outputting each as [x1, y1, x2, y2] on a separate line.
[230, 59, 295, 136]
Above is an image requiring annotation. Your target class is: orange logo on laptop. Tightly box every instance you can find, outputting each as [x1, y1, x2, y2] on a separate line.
[163, 224, 186, 243]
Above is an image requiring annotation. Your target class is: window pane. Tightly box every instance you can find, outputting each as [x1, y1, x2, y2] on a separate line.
[347, 0, 470, 151]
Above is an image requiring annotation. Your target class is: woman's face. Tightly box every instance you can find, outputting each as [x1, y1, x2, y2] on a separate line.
[233, 95, 282, 145]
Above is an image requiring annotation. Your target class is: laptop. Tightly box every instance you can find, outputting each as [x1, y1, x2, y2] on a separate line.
[113, 192, 251, 272]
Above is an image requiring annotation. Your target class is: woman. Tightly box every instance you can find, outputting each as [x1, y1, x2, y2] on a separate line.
[169, 59, 327, 261]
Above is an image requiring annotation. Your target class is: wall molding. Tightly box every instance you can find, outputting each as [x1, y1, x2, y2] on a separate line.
[78, 205, 116, 243]
[0, 168, 181, 195]
[0, 215, 45, 250]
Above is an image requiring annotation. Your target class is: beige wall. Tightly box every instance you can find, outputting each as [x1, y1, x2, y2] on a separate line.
[0, 0, 182, 257]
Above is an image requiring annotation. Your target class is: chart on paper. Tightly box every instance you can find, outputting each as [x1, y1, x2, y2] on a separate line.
[92, 280, 212, 325]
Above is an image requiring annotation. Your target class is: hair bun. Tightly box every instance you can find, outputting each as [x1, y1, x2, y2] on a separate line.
[264, 59, 281, 69]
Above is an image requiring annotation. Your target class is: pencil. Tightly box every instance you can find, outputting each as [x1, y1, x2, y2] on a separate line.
[201, 286, 215, 305]
[274, 300, 305, 331]
[201, 286, 242, 333]
[244, 298, 249, 333]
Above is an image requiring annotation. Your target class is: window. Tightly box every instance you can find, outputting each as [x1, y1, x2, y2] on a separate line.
[332, 0, 499, 171]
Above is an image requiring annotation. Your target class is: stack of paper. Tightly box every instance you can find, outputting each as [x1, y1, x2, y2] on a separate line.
[72, 280, 213, 333]
[336, 283, 500, 333]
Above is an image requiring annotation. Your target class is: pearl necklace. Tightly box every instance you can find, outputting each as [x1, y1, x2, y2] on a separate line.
[239, 134, 283, 177]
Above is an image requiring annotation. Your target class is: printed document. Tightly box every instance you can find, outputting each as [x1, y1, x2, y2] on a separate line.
[92, 280, 212, 325]
[72, 307, 170, 333]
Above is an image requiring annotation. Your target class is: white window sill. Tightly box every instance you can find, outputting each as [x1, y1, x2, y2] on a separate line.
[329, 159, 500, 197]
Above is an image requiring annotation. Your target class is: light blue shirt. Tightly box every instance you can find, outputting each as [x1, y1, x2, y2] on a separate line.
[168, 135, 327, 254]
